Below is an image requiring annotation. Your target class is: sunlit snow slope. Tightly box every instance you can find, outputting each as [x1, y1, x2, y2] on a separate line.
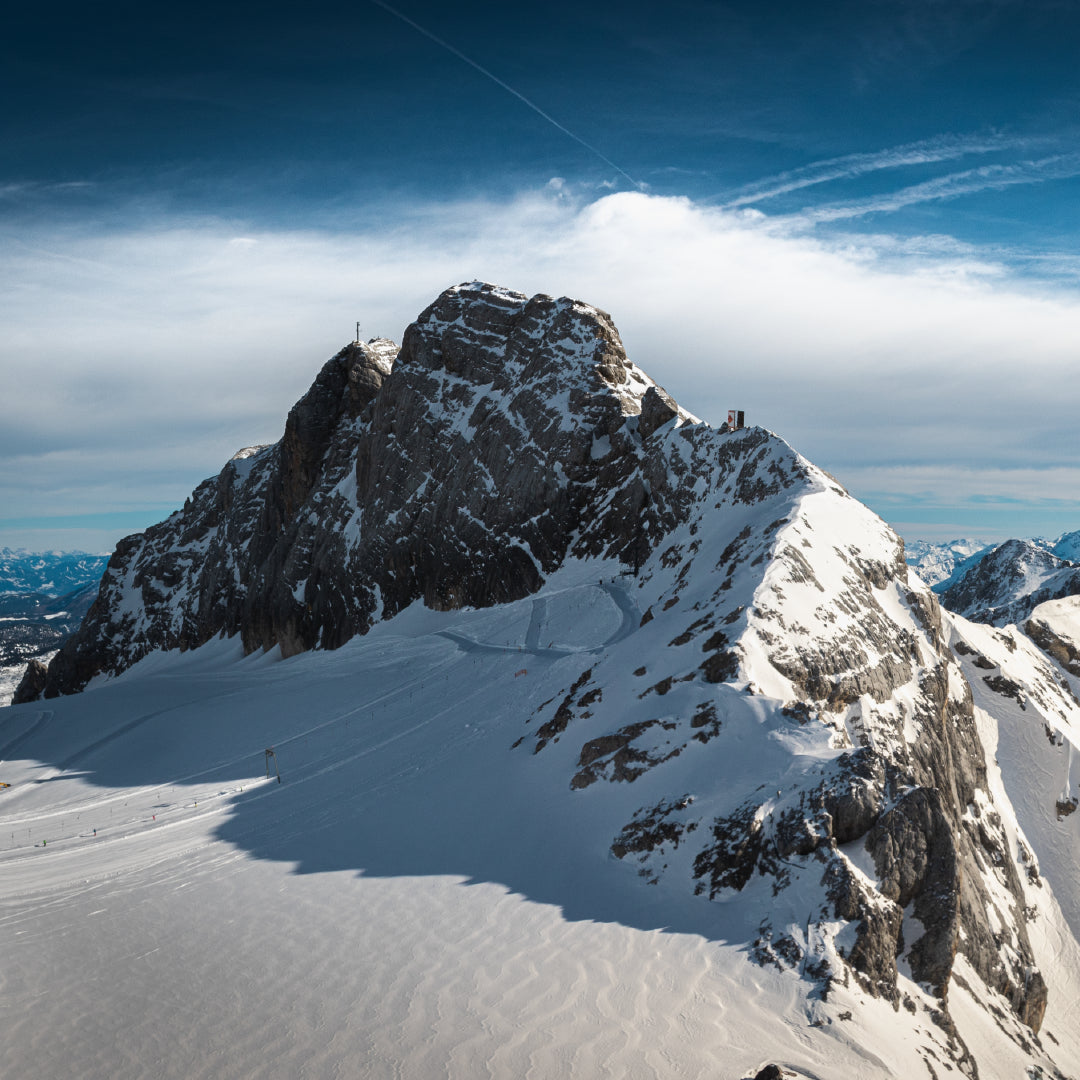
[0, 584, 1074, 1080]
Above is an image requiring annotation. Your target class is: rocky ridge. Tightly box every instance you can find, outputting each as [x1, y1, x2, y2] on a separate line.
[20, 281, 1080, 1075]
[514, 434, 1061, 1064]
[1024, 596, 1080, 681]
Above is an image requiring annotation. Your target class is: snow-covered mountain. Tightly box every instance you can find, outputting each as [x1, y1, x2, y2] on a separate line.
[904, 538, 991, 587]
[916, 532, 1080, 625]
[939, 538, 1080, 626]
[0, 549, 108, 596]
[7, 282, 1080, 1078]
[36, 284, 704, 697]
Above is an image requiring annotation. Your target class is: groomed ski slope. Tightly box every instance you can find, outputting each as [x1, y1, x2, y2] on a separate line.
[2, 571, 1079, 1080]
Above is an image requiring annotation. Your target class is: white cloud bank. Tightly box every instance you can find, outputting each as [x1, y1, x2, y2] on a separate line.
[2, 188, 1079, 550]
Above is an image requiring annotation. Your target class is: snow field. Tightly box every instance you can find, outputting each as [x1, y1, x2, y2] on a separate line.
[5, 453, 1080, 1078]
[0, 569, 1015, 1080]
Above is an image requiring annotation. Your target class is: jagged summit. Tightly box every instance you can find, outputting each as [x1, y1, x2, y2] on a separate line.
[37, 282, 711, 697]
[16, 281, 1080, 1074]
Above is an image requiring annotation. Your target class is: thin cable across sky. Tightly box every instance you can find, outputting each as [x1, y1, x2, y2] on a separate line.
[369, 0, 642, 190]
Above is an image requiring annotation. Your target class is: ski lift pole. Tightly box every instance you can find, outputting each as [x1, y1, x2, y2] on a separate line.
[265, 747, 281, 783]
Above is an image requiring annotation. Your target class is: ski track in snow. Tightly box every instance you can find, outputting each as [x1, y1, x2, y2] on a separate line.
[437, 581, 638, 658]
[0, 706, 52, 760]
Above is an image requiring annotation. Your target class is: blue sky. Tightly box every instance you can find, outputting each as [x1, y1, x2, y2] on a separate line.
[3, 0, 1080, 551]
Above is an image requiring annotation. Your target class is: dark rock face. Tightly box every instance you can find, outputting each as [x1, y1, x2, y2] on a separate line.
[752, 1067, 788, 1080]
[40, 336, 395, 695]
[869, 787, 959, 995]
[13, 658, 48, 704]
[638, 384, 679, 440]
[1026, 615, 1080, 677]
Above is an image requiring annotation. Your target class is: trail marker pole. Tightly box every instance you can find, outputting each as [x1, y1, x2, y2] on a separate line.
[265, 747, 281, 783]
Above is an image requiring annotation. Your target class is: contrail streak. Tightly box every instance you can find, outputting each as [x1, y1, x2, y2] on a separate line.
[370, 0, 642, 190]
[792, 153, 1080, 225]
[718, 134, 1023, 209]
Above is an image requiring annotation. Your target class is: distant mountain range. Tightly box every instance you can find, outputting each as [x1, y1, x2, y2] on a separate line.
[906, 533, 1080, 625]
[0, 549, 108, 596]
[903, 538, 992, 587]
[0, 551, 106, 706]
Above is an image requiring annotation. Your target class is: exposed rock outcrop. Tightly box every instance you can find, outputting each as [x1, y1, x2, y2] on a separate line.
[12, 658, 48, 705]
[1027, 605, 1080, 677]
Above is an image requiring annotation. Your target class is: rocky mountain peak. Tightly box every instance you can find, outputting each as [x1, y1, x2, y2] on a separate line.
[36, 283, 699, 694]
[391, 281, 680, 455]
[406, 282, 645, 408]
[277, 337, 396, 523]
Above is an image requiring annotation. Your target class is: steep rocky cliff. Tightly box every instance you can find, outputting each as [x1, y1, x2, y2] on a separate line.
[25, 281, 1080, 1073]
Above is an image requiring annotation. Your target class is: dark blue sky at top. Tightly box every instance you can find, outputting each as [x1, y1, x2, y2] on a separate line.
[5, 0, 1080, 248]
[4, 0, 1080, 551]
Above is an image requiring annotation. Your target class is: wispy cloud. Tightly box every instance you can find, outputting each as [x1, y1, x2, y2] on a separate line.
[793, 152, 1080, 224]
[0, 180, 94, 201]
[849, 464, 1080, 542]
[2, 187, 1080, 549]
[716, 133, 1031, 208]
[842, 464, 1080, 506]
